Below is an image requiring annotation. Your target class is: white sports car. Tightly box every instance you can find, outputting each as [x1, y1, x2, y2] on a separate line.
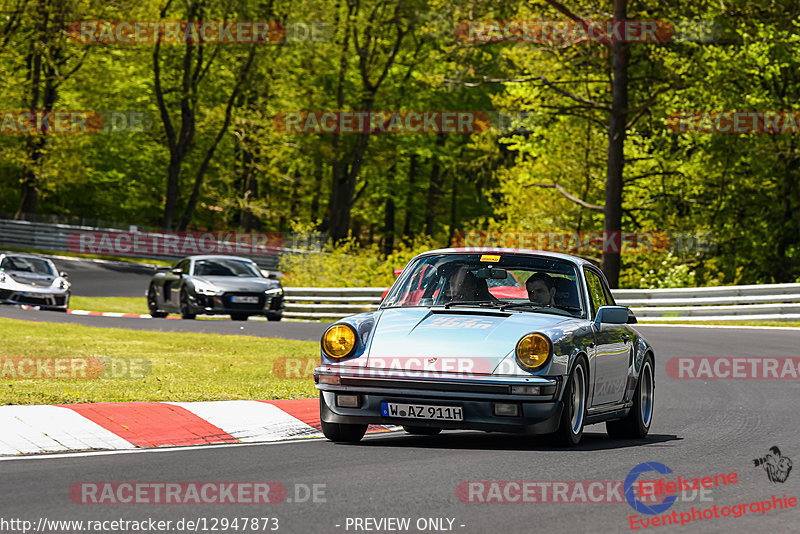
[0, 253, 71, 309]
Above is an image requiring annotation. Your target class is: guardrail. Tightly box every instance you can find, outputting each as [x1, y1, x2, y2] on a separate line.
[284, 284, 800, 322]
[0, 218, 285, 270]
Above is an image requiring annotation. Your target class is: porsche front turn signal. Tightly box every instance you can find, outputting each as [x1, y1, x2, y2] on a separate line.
[515, 333, 551, 370]
[322, 324, 357, 359]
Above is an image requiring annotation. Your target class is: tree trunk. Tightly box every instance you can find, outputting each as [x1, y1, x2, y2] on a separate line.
[424, 136, 447, 235]
[600, 0, 629, 288]
[383, 197, 395, 255]
[403, 154, 418, 239]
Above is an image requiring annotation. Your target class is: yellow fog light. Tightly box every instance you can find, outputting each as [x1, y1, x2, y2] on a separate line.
[515, 333, 551, 370]
[322, 324, 357, 359]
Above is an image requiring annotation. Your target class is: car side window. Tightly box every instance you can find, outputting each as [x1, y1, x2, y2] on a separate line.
[584, 269, 609, 316]
[177, 259, 190, 274]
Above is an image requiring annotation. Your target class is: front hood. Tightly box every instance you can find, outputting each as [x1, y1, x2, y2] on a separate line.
[194, 276, 279, 292]
[6, 271, 55, 287]
[365, 307, 572, 374]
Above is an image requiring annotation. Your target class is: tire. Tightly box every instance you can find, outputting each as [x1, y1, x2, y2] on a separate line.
[320, 420, 368, 442]
[555, 357, 588, 447]
[179, 289, 196, 320]
[147, 285, 167, 318]
[606, 354, 654, 439]
[402, 426, 442, 435]
[267, 314, 282, 322]
[231, 314, 249, 321]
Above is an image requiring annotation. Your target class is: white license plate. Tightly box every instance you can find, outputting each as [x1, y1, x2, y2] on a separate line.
[231, 295, 259, 303]
[381, 402, 463, 421]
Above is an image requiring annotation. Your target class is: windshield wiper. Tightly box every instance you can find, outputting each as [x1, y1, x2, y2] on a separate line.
[499, 302, 582, 314]
[442, 300, 502, 309]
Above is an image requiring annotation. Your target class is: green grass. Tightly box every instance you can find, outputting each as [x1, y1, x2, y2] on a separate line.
[639, 320, 800, 327]
[0, 318, 319, 404]
[70, 296, 149, 314]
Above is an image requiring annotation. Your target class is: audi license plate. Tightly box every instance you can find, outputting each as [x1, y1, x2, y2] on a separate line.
[381, 402, 463, 421]
[231, 295, 259, 304]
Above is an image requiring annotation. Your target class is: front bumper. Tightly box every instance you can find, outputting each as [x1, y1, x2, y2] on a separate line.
[315, 366, 563, 434]
[0, 288, 69, 309]
[191, 293, 285, 316]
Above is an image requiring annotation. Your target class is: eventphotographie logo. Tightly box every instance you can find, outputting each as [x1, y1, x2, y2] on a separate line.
[753, 446, 793, 484]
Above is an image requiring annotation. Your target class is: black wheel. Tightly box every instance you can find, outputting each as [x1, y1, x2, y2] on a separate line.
[555, 358, 588, 447]
[607, 354, 654, 439]
[321, 420, 368, 442]
[267, 314, 282, 322]
[231, 314, 249, 321]
[179, 289, 196, 320]
[147, 285, 167, 318]
[402, 426, 442, 435]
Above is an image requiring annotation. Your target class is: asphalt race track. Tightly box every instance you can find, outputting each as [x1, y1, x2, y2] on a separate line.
[0, 305, 328, 340]
[1, 319, 799, 533]
[48, 257, 158, 298]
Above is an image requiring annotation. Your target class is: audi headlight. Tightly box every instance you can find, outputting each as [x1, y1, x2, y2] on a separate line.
[322, 324, 357, 359]
[515, 333, 552, 371]
[193, 280, 220, 295]
[265, 287, 283, 296]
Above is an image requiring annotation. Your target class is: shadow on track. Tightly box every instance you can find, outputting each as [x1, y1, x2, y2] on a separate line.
[340, 430, 681, 451]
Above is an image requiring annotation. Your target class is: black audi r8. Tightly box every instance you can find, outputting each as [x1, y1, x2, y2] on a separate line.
[147, 255, 285, 321]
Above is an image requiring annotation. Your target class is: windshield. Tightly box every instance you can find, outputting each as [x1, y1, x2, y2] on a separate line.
[381, 253, 584, 317]
[0, 256, 55, 276]
[192, 258, 262, 277]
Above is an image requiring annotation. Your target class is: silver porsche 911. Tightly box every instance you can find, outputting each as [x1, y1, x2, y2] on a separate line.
[147, 255, 285, 321]
[315, 248, 655, 446]
[0, 253, 71, 309]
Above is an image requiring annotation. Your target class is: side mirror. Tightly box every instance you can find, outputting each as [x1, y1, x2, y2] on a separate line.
[171, 268, 183, 276]
[594, 305, 629, 325]
[261, 269, 283, 280]
[59, 271, 69, 279]
[627, 309, 638, 324]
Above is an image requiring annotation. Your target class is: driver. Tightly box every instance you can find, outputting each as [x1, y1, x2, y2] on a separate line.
[447, 269, 494, 302]
[526, 272, 556, 306]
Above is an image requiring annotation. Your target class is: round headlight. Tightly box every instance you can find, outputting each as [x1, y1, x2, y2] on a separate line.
[515, 333, 552, 370]
[322, 324, 357, 359]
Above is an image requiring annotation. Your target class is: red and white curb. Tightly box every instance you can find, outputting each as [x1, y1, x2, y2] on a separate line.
[65, 309, 172, 319]
[0, 399, 395, 456]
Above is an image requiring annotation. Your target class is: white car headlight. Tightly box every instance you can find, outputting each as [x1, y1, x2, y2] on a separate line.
[193, 280, 220, 295]
[265, 287, 283, 296]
